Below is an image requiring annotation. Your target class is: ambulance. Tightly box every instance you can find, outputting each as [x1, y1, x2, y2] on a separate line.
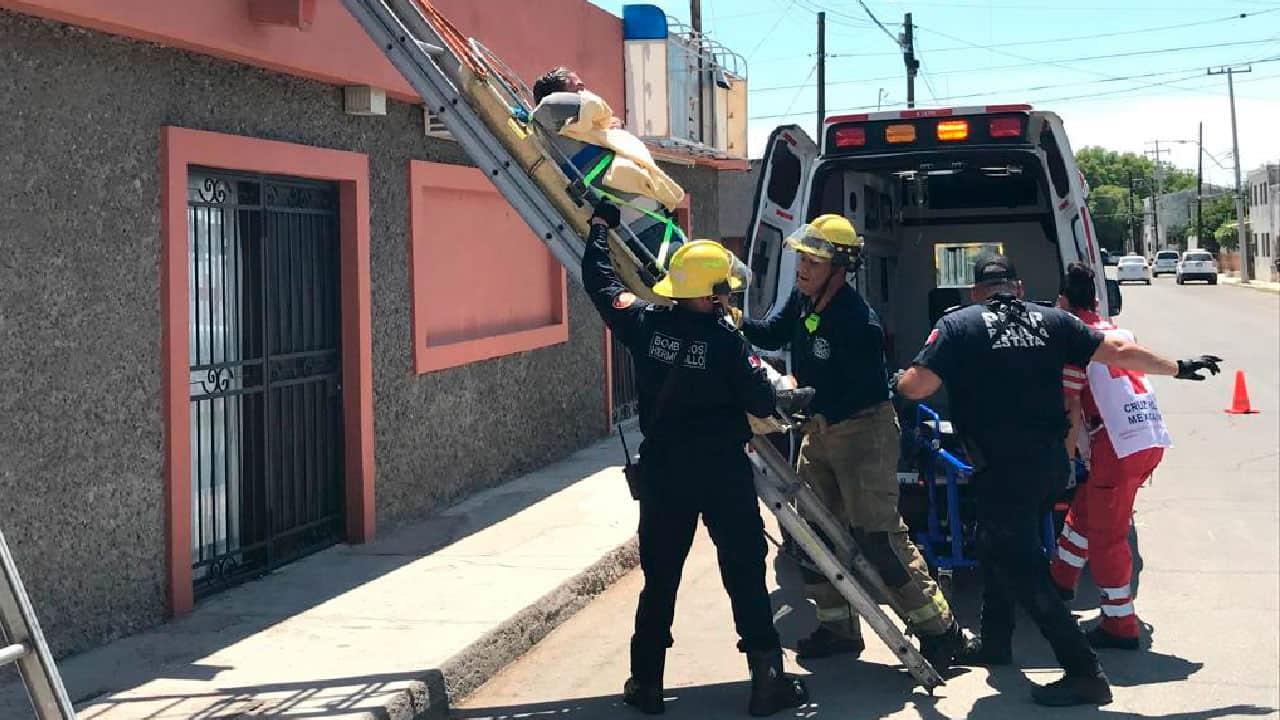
[744, 106, 1120, 535]
[745, 105, 1119, 360]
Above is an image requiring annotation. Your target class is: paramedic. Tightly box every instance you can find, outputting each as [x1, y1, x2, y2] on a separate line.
[895, 253, 1221, 706]
[583, 201, 808, 717]
[738, 215, 965, 670]
[1051, 262, 1170, 650]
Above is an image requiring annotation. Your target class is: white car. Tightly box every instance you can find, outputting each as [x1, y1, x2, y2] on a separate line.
[1176, 250, 1219, 285]
[1152, 250, 1179, 277]
[1116, 255, 1152, 284]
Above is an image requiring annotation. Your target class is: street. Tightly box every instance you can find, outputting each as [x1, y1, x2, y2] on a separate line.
[455, 278, 1280, 720]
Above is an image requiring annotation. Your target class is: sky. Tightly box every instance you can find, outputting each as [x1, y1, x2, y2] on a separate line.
[587, 0, 1280, 189]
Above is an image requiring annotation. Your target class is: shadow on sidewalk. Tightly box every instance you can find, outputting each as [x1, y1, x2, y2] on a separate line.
[0, 434, 636, 716]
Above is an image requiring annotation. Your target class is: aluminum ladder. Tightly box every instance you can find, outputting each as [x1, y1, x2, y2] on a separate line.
[340, 0, 943, 692]
[0, 528, 76, 719]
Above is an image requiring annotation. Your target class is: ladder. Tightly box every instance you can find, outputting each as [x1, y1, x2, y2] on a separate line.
[341, 0, 943, 692]
[0, 528, 77, 719]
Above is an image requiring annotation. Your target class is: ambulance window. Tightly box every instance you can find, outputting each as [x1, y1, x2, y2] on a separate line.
[1071, 216, 1086, 260]
[1040, 127, 1071, 199]
[816, 171, 845, 216]
[748, 224, 783, 319]
[766, 139, 802, 208]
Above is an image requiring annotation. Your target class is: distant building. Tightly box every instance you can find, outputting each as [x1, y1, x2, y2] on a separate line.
[1142, 185, 1228, 254]
[1246, 163, 1279, 281]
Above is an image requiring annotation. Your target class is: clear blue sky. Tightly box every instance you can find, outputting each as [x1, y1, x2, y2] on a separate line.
[588, 0, 1280, 187]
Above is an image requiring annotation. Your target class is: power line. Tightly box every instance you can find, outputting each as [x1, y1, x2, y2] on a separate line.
[744, 0, 797, 62]
[813, 9, 1279, 58]
[748, 66, 1280, 120]
[752, 37, 1279, 91]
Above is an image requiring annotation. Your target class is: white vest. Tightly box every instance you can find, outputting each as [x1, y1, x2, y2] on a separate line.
[1086, 327, 1173, 458]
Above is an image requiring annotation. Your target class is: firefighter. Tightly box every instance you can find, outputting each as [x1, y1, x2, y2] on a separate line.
[582, 202, 808, 717]
[738, 215, 965, 669]
[1051, 262, 1170, 650]
[894, 253, 1221, 706]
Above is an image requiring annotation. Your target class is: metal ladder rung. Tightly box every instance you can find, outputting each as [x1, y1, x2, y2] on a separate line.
[0, 642, 32, 666]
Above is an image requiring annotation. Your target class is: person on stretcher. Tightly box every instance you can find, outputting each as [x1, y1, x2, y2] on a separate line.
[531, 67, 688, 271]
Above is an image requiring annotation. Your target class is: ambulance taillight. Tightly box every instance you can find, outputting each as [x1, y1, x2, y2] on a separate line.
[834, 126, 867, 148]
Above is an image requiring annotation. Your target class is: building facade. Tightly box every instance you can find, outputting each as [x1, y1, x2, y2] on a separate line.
[0, 0, 748, 656]
[1247, 163, 1279, 281]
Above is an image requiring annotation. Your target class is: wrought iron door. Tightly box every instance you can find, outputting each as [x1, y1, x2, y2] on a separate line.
[187, 170, 344, 597]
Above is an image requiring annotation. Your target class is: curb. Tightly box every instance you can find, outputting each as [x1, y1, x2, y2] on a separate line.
[1217, 276, 1280, 295]
[353, 536, 641, 720]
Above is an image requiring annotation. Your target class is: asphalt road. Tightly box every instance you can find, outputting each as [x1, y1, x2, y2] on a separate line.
[455, 277, 1280, 720]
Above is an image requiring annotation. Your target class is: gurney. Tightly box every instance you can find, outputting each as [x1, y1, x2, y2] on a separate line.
[341, 0, 943, 692]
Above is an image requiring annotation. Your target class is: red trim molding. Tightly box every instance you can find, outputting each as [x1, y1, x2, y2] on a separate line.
[159, 127, 375, 615]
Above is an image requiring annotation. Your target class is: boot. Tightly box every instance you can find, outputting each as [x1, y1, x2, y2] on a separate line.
[795, 625, 864, 660]
[623, 677, 664, 715]
[918, 621, 967, 672]
[746, 649, 809, 717]
[1087, 626, 1140, 650]
[624, 645, 665, 714]
[951, 634, 1012, 667]
[1031, 671, 1113, 707]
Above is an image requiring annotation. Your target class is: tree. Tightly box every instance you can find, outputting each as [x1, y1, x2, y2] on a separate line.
[1075, 146, 1197, 200]
[1167, 223, 1189, 252]
[1086, 184, 1133, 252]
[1198, 192, 1239, 251]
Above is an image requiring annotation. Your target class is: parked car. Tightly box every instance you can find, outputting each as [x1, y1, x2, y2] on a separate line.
[1152, 249, 1180, 277]
[1117, 255, 1152, 284]
[1100, 247, 1118, 266]
[1176, 250, 1219, 284]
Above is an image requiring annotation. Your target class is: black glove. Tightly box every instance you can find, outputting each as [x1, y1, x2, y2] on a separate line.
[591, 200, 621, 229]
[1175, 355, 1223, 381]
[775, 387, 816, 416]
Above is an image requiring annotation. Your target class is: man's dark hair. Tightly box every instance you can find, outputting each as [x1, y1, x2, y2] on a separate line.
[533, 66, 576, 103]
[1060, 261, 1098, 310]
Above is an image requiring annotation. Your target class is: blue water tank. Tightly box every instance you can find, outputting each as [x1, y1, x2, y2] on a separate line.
[623, 5, 668, 40]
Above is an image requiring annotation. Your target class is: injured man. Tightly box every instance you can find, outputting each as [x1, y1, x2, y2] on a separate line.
[531, 66, 687, 271]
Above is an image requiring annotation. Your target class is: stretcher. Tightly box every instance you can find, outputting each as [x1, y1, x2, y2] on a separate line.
[342, 0, 944, 693]
[343, 0, 678, 304]
[908, 403, 1077, 586]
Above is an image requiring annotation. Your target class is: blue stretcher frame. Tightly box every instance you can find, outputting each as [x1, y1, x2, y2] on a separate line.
[912, 403, 1060, 574]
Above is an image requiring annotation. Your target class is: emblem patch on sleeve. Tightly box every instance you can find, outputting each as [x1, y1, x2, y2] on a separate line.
[925, 329, 940, 345]
[612, 292, 637, 309]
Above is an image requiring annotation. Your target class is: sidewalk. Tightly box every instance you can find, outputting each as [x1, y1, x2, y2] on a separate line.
[0, 429, 641, 719]
[1218, 272, 1280, 294]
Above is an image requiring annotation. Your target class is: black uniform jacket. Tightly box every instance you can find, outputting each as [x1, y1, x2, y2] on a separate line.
[913, 294, 1104, 451]
[741, 284, 891, 424]
[582, 224, 775, 448]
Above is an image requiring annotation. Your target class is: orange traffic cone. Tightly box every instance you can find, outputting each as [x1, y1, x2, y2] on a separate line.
[1225, 370, 1259, 414]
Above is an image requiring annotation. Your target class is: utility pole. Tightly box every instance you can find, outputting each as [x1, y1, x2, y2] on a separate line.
[877, 87, 887, 110]
[691, 0, 704, 145]
[1196, 121, 1205, 253]
[817, 12, 826, 140]
[1128, 171, 1140, 256]
[901, 13, 919, 109]
[1145, 140, 1166, 251]
[1209, 64, 1253, 281]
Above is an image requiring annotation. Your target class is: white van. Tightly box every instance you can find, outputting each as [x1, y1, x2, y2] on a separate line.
[744, 105, 1119, 374]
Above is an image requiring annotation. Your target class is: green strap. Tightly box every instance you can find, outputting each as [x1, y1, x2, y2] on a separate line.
[580, 150, 683, 267]
[583, 152, 613, 186]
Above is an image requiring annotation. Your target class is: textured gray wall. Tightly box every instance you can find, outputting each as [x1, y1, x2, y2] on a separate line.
[0, 10, 635, 655]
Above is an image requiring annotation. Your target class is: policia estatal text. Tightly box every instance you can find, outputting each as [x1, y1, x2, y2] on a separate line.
[896, 254, 1221, 707]
[582, 202, 808, 716]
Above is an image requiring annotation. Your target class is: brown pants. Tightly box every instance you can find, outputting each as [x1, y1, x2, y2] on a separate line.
[798, 402, 953, 637]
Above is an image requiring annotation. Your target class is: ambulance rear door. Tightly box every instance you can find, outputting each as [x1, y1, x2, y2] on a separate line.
[743, 125, 820, 330]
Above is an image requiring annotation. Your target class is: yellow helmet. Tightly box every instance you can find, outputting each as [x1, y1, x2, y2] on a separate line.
[786, 214, 862, 265]
[652, 240, 750, 299]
